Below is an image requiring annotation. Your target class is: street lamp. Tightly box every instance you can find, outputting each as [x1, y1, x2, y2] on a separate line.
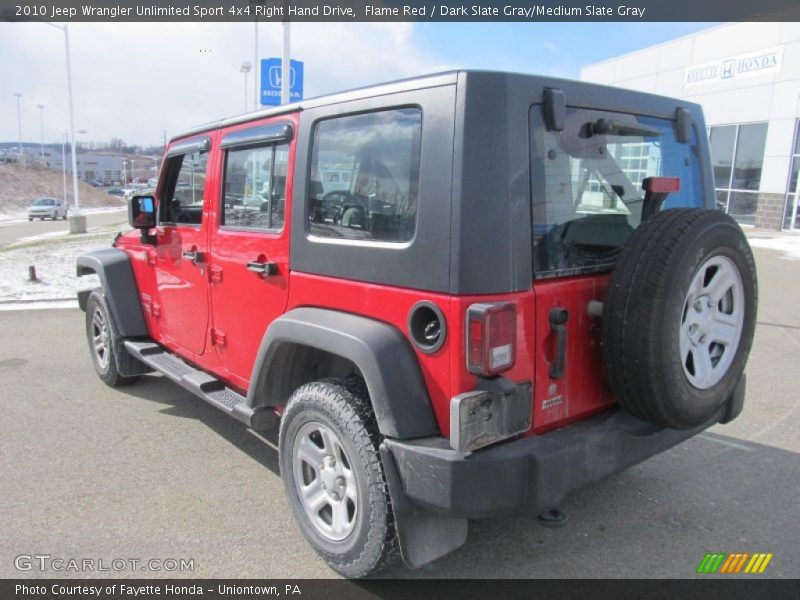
[281, 23, 291, 105]
[254, 22, 259, 111]
[61, 132, 68, 203]
[13, 92, 23, 165]
[240, 60, 252, 113]
[40, 22, 81, 229]
[37, 104, 45, 162]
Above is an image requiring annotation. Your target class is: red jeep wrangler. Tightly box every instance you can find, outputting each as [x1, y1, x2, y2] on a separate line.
[77, 71, 757, 577]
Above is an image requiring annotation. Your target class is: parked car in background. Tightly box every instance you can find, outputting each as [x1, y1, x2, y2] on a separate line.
[28, 198, 67, 221]
[88, 180, 105, 187]
[107, 187, 125, 197]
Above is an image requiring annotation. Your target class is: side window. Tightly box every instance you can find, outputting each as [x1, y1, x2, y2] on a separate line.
[308, 108, 422, 243]
[160, 151, 208, 226]
[222, 143, 288, 231]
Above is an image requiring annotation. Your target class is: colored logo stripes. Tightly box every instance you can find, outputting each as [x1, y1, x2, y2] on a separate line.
[696, 552, 773, 574]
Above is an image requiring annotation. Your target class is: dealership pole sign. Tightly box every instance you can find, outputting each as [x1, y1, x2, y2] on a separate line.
[261, 58, 304, 106]
[685, 46, 784, 87]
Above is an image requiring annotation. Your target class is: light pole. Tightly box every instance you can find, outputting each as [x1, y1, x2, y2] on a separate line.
[281, 23, 291, 105]
[240, 61, 252, 113]
[61, 132, 68, 203]
[13, 92, 23, 165]
[254, 22, 259, 110]
[37, 104, 45, 162]
[41, 22, 81, 229]
[77, 129, 87, 152]
[76, 129, 87, 181]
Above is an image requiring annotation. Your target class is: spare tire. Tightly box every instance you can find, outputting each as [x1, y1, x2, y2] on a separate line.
[601, 208, 757, 429]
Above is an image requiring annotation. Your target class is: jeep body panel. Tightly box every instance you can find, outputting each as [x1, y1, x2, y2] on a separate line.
[76, 248, 147, 338]
[248, 307, 439, 439]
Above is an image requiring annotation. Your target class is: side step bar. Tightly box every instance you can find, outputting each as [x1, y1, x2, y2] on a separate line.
[123, 340, 274, 429]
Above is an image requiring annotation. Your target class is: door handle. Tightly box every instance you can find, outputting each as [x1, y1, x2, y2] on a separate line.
[182, 250, 204, 264]
[246, 260, 278, 277]
[548, 307, 569, 379]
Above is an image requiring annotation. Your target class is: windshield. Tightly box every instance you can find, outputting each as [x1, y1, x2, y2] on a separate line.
[32, 199, 55, 206]
[530, 107, 703, 278]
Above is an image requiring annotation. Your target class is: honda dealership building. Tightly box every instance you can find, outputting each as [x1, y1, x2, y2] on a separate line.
[582, 22, 800, 231]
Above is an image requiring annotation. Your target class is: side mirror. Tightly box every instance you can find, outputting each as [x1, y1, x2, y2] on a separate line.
[129, 195, 156, 229]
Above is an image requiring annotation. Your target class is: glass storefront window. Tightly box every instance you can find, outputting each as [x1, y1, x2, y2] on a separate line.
[708, 122, 767, 226]
[727, 192, 759, 227]
[709, 125, 736, 190]
[732, 123, 768, 191]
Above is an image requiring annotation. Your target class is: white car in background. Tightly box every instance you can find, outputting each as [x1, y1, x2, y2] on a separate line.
[27, 198, 68, 221]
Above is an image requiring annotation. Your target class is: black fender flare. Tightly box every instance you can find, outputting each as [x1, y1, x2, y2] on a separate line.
[76, 248, 148, 338]
[247, 307, 439, 440]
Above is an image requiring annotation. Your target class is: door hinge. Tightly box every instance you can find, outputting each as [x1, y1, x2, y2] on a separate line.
[209, 264, 224, 283]
[210, 328, 226, 347]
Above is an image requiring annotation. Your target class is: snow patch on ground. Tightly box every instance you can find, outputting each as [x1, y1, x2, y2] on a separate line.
[0, 230, 118, 306]
[747, 232, 800, 261]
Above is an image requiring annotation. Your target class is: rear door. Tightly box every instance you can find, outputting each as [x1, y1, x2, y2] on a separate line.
[153, 136, 215, 356]
[529, 105, 705, 429]
[209, 118, 295, 385]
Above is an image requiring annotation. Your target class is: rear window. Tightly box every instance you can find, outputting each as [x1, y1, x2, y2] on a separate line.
[530, 107, 703, 278]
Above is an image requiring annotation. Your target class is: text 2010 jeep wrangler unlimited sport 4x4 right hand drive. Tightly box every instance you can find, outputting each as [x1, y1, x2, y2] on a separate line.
[76, 71, 757, 577]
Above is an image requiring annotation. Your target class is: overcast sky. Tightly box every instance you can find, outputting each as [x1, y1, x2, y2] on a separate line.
[0, 21, 715, 147]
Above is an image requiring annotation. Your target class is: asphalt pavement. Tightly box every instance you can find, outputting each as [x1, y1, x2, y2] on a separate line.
[0, 209, 128, 247]
[0, 247, 797, 579]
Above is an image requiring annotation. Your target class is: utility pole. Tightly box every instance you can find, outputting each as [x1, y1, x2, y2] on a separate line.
[281, 22, 291, 105]
[14, 92, 23, 165]
[37, 104, 45, 162]
[240, 61, 252, 113]
[254, 21, 259, 110]
[62, 132, 68, 203]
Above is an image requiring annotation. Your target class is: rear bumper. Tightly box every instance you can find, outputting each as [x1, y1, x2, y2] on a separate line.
[385, 375, 745, 519]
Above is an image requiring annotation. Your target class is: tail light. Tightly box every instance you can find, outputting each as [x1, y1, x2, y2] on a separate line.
[466, 302, 516, 377]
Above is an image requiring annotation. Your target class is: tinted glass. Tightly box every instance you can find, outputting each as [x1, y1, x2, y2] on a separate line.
[709, 125, 736, 190]
[222, 143, 288, 231]
[530, 107, 703, 278]
[789, 155, 800, 194]
[162, 151, 208, 225]
[727, 191, 758, 226]
[732, 123, 767, 191]
[308, 108, 421, 243]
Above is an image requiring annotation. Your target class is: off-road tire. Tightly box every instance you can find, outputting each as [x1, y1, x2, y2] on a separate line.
[85, 290, 141, 388]
[602, 208, 757, 429]
[279, 376, 398, 578]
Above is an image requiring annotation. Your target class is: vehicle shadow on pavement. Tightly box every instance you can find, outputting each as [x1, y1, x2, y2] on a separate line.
[118, 373, 282, 476]
[117, 375, 799, 579]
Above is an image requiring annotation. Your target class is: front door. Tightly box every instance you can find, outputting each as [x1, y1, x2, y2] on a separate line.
[209, 119, 295, 385]
[154, 137, 215, 356]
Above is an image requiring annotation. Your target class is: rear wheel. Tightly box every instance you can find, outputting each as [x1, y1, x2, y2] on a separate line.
[279, 377, 397, 578]
[85, 290, 140, 388]
[602, 209, 757, 429]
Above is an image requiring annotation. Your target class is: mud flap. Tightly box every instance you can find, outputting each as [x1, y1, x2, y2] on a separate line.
[379, 443, 467, 568]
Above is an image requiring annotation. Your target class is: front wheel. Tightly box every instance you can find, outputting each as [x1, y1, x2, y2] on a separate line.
[279, 378, 397, 578]
[85, 290, 140, 388]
